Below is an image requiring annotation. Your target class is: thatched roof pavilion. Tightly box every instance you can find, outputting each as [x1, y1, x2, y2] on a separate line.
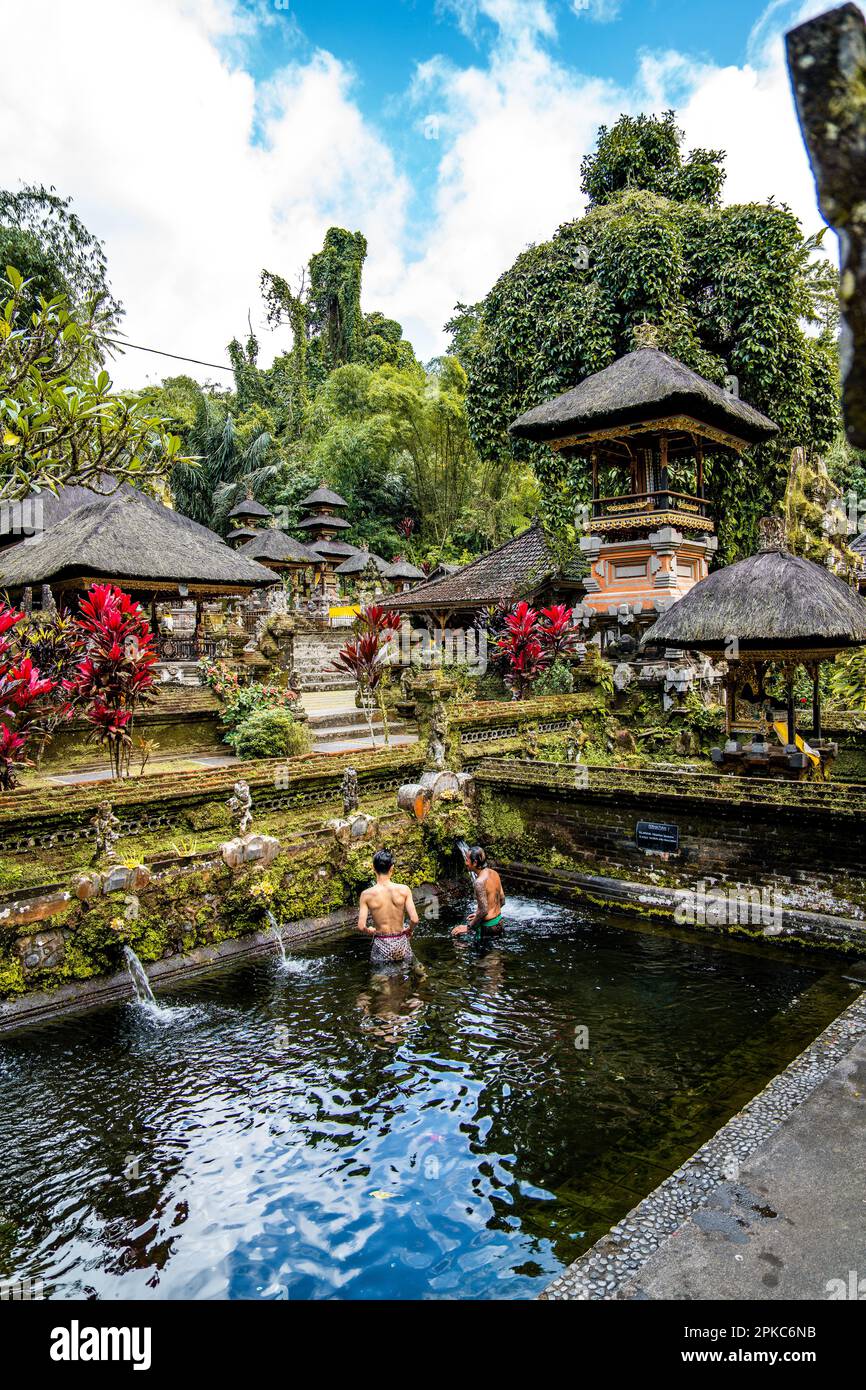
[228, 495, 272, 524]
[643, 525, 866, 753]
[383, 560, 426, 583]
[299, 483, 349, 510]
[334, 550, 389, 577]
[642, 546, 866, 657]
[510, 347, 778, 451]
[0, 491, 280, 600]
[508, 344, 780, 631]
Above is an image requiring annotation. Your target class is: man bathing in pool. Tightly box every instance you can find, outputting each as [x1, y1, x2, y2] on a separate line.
[452, 846, 506, 942]
[357, 848, 421, 968]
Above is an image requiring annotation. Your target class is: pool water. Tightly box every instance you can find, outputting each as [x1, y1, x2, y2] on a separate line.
[0, 894, 855, 1300]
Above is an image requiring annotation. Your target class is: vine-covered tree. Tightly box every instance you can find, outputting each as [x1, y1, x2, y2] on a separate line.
[450, 111, 840, 561]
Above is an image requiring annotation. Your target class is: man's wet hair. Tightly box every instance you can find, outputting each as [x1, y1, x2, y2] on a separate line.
[468, 846, 487, 868]
[373, 848, 394, 875]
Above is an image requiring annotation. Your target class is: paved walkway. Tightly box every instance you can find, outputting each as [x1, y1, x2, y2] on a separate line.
[619, 1036, 866, 1300]
[47, 753, 239, 785]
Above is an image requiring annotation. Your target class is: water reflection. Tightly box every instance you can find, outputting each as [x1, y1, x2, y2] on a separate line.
[0, 895, 852, 1301]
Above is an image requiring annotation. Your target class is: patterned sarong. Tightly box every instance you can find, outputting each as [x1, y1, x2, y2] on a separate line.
[370, 932, 415, 967]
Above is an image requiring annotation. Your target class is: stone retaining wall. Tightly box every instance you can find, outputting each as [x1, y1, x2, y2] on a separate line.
[473, 759, 866, 939]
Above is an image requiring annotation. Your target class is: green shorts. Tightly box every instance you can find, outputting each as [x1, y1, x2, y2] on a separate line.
[473, 913, 503, 943]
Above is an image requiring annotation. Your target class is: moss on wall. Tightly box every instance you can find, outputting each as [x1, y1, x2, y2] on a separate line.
[0, 811, 450, 1001]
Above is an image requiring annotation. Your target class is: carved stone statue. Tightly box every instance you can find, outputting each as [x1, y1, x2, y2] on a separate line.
[523, 724, 539, 761]
[566, 719, 588, 764]
[426, 700, 449, 771]
[228, 780, 253, 836]
[341, 766, 360, 817]
[91, 800, 121, 863]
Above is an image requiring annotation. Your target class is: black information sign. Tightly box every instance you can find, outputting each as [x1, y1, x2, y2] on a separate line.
[635, 820, 679, 852]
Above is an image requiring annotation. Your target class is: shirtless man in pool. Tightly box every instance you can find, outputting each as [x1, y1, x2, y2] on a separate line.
[357, 848, 421, 969]
[451, 846, 506, 943]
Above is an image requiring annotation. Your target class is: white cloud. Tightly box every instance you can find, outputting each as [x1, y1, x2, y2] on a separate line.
[0, 0, 831, 386]
[0, 0, 409, 387]
[571, 0, 623, 22]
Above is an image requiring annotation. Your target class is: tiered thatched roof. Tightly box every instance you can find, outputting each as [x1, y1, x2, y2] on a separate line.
[334, 550, 389, 576]
[297, 513, 351, 531]
[238, 529, 321, 566]
[510, 348, 779, 447]
[642, 547, 866, 654]
[299, 483, 349, 509]
[0, 492, 280, 596]
[228, 496, 272, 520]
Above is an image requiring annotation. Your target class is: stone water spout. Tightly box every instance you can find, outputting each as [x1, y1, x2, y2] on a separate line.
[123, 945, 159, 1008]
[266, 909, 287, 964]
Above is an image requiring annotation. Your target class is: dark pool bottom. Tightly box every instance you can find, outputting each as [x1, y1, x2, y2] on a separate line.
[0, 895, 857, 1300]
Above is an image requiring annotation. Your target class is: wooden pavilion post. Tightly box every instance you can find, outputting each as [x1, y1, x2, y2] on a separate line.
[786, 675, 796, 746]
[591, 448, 599, 518]
[812, 663, 822, 740]
[658, 435, 669, 501]
[725, 669, 737, 737]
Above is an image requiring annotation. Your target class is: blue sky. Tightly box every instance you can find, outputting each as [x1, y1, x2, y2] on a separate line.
[0, 0, 829, 383]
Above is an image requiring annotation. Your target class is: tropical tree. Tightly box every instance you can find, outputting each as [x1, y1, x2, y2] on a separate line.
[16, 609, 84, 764]
[332, 604, 401, 746]
[494, 602, 548, 699]
[0, 183, 122, 332]
[169, 387, 279, 531]
[0, 268, 184, 501]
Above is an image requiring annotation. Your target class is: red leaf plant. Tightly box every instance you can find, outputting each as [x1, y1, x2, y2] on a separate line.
[332, 604, 402, 747]
[537, 604, 580, 664]
[493, 600, 549, 699]
[0, 604, 57, 790]
[65, 584, 158, 779]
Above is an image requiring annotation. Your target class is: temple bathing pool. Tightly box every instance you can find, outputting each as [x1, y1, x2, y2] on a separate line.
[0, 894, 856, 1300]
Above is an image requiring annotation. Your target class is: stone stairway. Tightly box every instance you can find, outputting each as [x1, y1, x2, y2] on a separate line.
[305, 704, 418, 755]
[292, 628, 354, 692]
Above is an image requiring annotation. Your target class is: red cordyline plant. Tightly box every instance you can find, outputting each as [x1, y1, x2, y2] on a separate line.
[64, 584, 158, 779]
[494, 601, 547, 699]
[537, 603, 581, 664]
[332, 603, 401, 747]
[495, 599, 579, 698]
[0, 604, 57, 790]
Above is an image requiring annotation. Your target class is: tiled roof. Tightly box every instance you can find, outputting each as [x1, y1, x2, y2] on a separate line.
[379, 520, 572, 612]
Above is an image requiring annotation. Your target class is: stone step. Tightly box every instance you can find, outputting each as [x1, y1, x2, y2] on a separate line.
[311, 720, 410, 742]
[298, 674, 358, 691]
[310, 732, 419, 754]
[306, 707, 392, 730]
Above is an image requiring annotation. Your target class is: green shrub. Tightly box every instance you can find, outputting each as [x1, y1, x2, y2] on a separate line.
[534, 660, 575, 696]
[230, 709, 311, 760]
